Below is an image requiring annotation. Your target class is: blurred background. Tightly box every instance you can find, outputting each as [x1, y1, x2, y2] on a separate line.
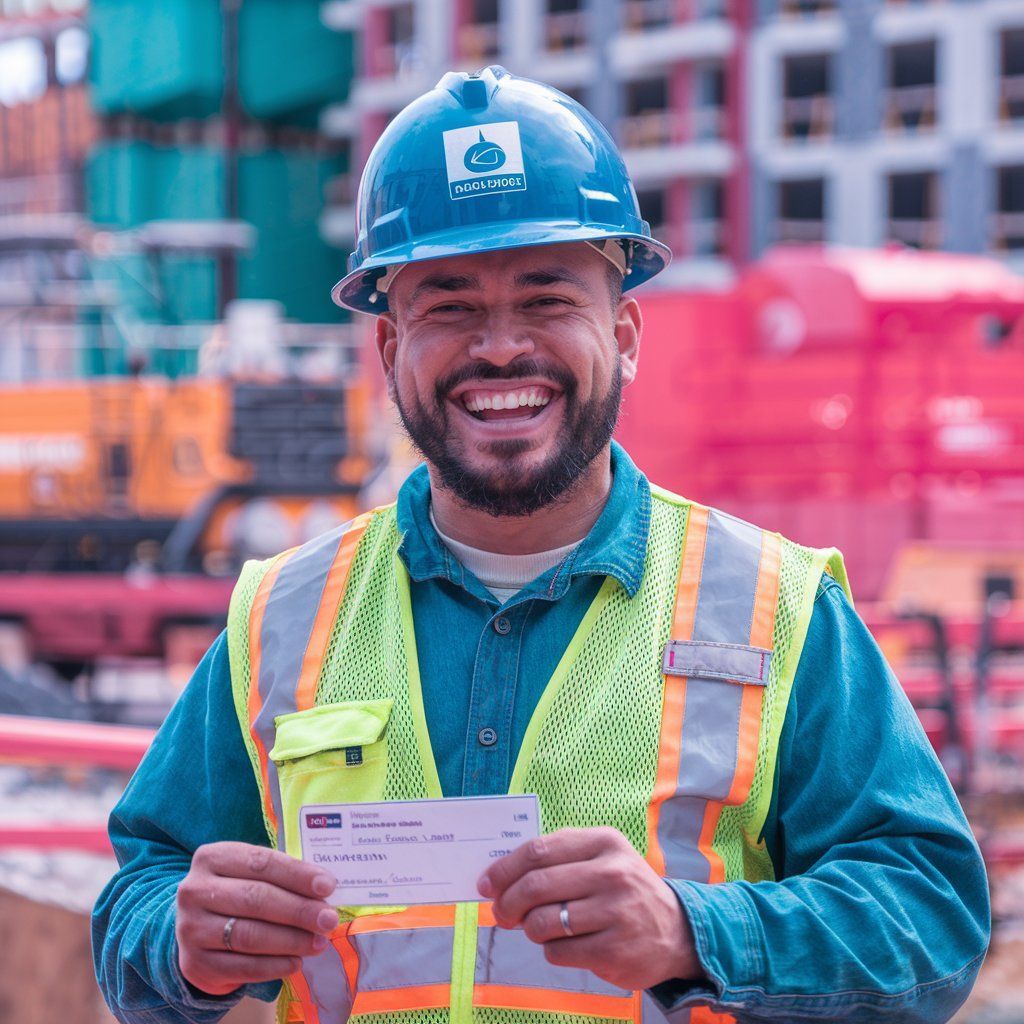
[1, 0, 1023, 1020]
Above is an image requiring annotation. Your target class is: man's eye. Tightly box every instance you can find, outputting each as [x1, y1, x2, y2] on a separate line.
[429, 303, 470, 313]
[528, 296, 570, 308]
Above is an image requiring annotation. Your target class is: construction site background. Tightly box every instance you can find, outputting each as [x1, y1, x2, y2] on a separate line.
[1, 1, 1023, 1021]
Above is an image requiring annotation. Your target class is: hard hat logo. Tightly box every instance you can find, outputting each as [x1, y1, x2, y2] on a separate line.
[442, 121, 526, 201]
[464, 131, 506, 172]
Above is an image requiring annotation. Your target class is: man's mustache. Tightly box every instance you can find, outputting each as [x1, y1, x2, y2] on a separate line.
[434, 359, 576, 402]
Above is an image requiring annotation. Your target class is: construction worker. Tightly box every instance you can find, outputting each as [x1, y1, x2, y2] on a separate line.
[93, 67, 988, 1023]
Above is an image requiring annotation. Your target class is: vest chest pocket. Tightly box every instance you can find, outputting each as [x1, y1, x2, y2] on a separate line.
[270, 699, 393, 857]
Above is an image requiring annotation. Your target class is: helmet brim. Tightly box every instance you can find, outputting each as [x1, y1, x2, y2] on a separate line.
[331, 220, 672, 314]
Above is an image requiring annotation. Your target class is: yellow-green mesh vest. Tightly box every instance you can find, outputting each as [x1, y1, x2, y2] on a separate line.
[226, 487, 848, 1024]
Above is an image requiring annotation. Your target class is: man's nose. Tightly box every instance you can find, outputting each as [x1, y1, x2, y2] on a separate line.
[466, 313, 535, 366]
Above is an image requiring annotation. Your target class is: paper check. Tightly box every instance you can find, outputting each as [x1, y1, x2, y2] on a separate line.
[299, 795, 540, 905]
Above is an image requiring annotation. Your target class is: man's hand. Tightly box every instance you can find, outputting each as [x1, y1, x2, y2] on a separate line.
[176, 842, 339, 996]
[477, 827, 703, 991]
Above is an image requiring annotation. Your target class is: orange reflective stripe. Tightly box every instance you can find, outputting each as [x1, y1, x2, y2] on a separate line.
[726, 529, 780, 808]
[286, 968, 320, 1024]
[474, 985, 634, 1018]
[749, 532, 781, 650]
[691, 1008, 737, 1024]
[646, 504, 710, 875]
[331, 929, 360, 995]
[349, 905, 456, 933]
[352, 984, 451, 1014]
[697, 794, 727, 885]
[247, 548, 298, 838]
[295, 512, 375, 712]
[697, 529, 781, 883]
[477, 901, 497, 927]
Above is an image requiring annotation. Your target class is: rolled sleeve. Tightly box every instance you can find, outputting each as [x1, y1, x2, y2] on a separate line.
[92, 631, 281, 1023]
[648, 579, 990, 1022]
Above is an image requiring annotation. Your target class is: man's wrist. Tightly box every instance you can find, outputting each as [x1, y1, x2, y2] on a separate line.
[660, 879, 706, 983]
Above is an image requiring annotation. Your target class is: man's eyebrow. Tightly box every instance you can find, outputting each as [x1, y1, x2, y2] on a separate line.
[513, 267, 589, 290]
[409, 273, 481, 304]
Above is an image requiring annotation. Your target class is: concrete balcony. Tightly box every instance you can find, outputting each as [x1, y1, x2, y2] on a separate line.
[780, 94, 835, 142]
[874, 1, 951, 44]
[320, 101, 360, 138]
[610, 17, 733, 76]
[457, 21, 500, 65]
[543, 10, 589, 54]
[652, 255, 735, 290]
[351, 68, 434, 112]
[883, 84, 938, 134]
[776, 217, 827, 243]
[321, 0, 362, 32]
[525, 49, 596, 91]
[991, 210, 1024, 253]
[886, 217, 942, 249]
[320, 204, 358, 245]
[624, 139, 734, 187]
[998, 74, 1024, 126]
[755, 15, 845, 54]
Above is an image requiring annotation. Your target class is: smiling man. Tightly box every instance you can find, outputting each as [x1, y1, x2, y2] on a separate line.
[94, 67, 988, 1024]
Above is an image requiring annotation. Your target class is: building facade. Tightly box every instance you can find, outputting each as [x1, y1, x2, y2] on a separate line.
[750, 0, 1024, 267]
[320, 0, 1024, 286]
[320, 0, 749, 288]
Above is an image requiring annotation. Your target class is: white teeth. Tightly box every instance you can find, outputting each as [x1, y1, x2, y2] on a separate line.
[462, 388, 555, 414]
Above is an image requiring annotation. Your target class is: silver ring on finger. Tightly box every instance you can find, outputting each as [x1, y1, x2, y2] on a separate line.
[223, 916, 238, 952]
[558, 901, 574, 938]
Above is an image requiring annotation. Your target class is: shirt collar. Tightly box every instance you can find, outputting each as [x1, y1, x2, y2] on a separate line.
[395, 440, 650, 599]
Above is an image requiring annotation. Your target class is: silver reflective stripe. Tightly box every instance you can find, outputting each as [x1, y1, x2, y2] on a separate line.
[253, 523, 349, 846]
[352, 927, 453, 991]
[659, 510, 764, 881]
[662, 639, 771, 685]
[475, 926, 630, 996]
[301, 944, 352, 1022]
[641, 990, 688, 1024]
[693, 512, 762, 645]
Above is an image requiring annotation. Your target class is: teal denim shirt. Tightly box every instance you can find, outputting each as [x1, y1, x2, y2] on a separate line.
[93, 442, 989, 1023]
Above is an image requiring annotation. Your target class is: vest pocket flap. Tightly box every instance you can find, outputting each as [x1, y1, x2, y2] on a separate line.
[270, 699, 394, 762]
[662, 640, 771, 685]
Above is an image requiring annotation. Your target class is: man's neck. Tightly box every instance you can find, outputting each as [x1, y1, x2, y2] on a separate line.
[427, 448, 613, 555]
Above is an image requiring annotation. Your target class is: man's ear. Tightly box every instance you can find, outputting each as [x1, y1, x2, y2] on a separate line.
[374, 313, 399, 389]
[614, 296, 642, 387]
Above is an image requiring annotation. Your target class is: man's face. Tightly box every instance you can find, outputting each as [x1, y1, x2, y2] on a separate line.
[375, 242, 641, 517]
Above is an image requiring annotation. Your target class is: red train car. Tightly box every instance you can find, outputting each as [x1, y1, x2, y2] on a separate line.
[617, 246, 1024, 599]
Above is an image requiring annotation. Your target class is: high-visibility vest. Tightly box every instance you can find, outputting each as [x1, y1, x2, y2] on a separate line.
[225, 485, 849, 1024]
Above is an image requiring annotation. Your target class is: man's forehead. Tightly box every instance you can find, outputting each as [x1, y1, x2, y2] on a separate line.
[398, 242, 605, 294]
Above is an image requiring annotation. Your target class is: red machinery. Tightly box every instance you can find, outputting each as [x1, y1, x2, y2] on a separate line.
[618, 245, 1024, 600]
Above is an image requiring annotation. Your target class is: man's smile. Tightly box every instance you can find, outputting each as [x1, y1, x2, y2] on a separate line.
[447, 379, 564, 426]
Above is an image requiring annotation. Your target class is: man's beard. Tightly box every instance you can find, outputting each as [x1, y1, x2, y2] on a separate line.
[394, 356, 623, 518]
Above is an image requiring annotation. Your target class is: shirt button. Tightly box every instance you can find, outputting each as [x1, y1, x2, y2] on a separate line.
[493, 616, 511, 635]
[478, 727, 498, 746]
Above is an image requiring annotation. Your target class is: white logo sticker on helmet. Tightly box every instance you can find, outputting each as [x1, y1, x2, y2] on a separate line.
[442, 121, 527, 201]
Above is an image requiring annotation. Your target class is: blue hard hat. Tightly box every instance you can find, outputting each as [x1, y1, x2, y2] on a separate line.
[331, 65, 671, 313]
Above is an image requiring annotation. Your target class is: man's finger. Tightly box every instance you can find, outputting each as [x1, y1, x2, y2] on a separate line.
[541, 931, 611, 973]
[203, 842, 336, 899]
[492, 863, 599, 927]
[523, 897, 605, 945]
[194, 914, 330, 958]
[478, 828, 619, 899]
[200, 878, 338, 935]
[197, 950, 303, 986]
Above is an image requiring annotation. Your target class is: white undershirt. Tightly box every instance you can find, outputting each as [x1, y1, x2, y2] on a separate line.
[430, 509, 581, 603]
